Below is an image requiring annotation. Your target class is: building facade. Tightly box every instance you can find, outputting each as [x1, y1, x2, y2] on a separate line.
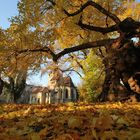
[29, 71, 78, 104]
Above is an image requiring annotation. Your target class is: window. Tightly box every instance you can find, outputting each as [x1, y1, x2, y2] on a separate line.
[46, 93, 48, 97]
[71, 89, 74, 99]
[65, 89, 68, 99]
[31, 96, 34, 101]
[59, 89, 62, 99]
[60, 92, 62, 99]
[38, 98, 40, 104]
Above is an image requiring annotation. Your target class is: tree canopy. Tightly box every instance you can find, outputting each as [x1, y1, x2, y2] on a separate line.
[0, 0, 140, 102]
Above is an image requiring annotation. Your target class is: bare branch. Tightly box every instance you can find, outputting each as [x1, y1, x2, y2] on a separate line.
[69, 54, 84, 70]
[61, 68, 83, 78]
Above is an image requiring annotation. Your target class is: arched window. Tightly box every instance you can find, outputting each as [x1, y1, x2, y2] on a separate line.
[33, 97, 36, 102]
[38, 98, 40, 104]
[71, 89, 74, 99]
[65, 89, 68, 99]
[59, 89, 62, 99]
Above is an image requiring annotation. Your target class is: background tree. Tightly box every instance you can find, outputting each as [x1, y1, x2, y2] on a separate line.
[77, 49, 104, 102]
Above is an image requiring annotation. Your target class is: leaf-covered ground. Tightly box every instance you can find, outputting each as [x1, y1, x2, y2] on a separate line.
[0, 102, 140, 140]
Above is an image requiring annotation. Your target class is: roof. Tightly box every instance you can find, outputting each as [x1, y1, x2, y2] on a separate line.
[48, 70, 76, 88]
[28, 75, 76, 95]
[31, 86, 49, 94]
[61, 76, 75, 87]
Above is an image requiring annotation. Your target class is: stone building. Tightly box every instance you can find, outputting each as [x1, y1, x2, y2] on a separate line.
[45, 76, 78, 104]
[29, 86, 49, 104]
[29, 70, 78, 104]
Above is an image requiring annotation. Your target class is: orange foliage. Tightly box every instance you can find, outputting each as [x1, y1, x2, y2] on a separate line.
[0, 102, 140, 139]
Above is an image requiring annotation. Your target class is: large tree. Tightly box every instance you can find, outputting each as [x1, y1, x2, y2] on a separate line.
[0, 23, 47, 102]
[1, 0, 140, 101]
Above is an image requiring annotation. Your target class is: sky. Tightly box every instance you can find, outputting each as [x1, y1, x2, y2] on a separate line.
[0, 0, 18, 29]
[0, 0, 81, 86]
[0, 0, 140, 86]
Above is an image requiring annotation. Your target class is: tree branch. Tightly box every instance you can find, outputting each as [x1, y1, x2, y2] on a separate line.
[78, 18, 118, 34]
[17, 39, 116, 62]
[55, 39, 115, 60]
[69, 54, 84, 70]
[61, 68, 83, 78]
[18, 47, 57, 61]
[63, 1, 121, 24]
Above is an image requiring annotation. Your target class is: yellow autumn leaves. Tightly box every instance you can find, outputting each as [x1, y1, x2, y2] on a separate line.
[0, 102, 140, 140]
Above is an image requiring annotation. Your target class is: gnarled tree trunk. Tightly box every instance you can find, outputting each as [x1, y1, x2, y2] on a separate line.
[98, 40, 140, 102]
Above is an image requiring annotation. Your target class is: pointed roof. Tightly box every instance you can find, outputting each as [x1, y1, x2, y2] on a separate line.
[62, 76, 75, 87]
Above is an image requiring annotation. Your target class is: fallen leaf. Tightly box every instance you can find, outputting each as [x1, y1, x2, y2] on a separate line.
[68, 117, 83, 129]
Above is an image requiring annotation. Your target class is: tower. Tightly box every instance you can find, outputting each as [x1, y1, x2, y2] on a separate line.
[48, 68, 63, 89]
